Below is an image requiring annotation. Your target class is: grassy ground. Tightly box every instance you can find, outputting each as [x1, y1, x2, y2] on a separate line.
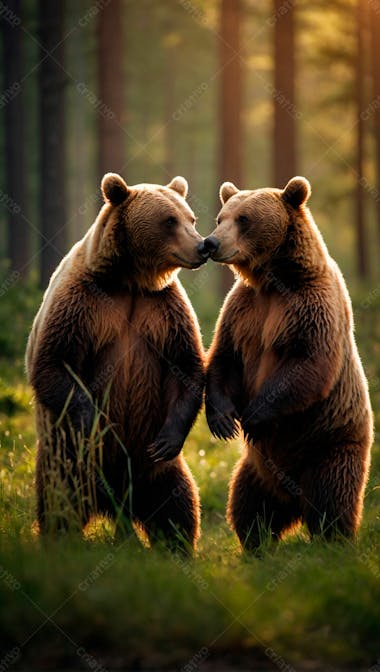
[0, 279, 380, 671]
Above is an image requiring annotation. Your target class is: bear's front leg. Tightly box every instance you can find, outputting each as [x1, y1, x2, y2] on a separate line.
[148, 427, 185, 463]
[148, 373, 203, 461]
[206, 388, 240, 441]
[206, 340, 242, 441]
[30, 336, 96, 441]
[148, 320, 205, 462]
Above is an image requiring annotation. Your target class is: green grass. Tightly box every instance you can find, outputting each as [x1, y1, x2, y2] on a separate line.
[0, 282, 380, 670]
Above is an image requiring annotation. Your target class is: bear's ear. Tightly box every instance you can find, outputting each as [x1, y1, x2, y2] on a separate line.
[220, 181, 239, 205]
[167, 176, 188, 198]
[282, 176, 311, 208]
[101, 173, 129, 205]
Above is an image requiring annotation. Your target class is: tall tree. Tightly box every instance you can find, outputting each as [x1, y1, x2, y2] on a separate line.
[38, 0, 67, 288]
[67, 1, 89, 244]
[97, 0, 124, 180]
[370, 0, 380, 249]
[219, 0, 242, 188]
[2, 0, 29, 277]
[163, 18, 178, 179]
[355, 0, 368, 279]
[218, 0, 242, 293]
[273, 0, 296, 187]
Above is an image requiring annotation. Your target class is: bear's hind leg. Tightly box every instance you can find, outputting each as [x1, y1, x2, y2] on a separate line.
[36, 442, 90, 535]
[227, 457, 301, 552]
[95, 481, 136, 541]
[301, 443, 370, 540]
[134, 459, 200, 553]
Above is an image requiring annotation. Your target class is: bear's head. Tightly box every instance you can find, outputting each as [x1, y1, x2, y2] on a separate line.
[202, 176, 313, 283]
[86, 173, 207, 291]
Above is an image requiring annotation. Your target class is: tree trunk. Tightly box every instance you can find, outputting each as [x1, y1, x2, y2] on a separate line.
[219, 0, 242, 188]
[97, 0, 124, 181]
[273, 0, 296, 188]
[218, 0, 242, 294]
[370, 0, 380, 249]
[164, 33, 176, 180]
[356, 0, 368, 279]
[68, 3, 88, 244]
[2, 0, 29, 278]
[38, 0, 67, 288]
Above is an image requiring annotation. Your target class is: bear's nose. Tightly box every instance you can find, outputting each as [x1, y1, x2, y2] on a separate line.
[202, 236, 220, 257]
[197, 240, 210, 259]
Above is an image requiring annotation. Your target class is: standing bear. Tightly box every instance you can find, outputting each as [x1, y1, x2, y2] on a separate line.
[204, 176, 373, 550]
[26, 173, 208, 551]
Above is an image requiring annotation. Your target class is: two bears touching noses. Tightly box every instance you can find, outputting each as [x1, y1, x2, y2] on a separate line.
[26, 172, 373, 554]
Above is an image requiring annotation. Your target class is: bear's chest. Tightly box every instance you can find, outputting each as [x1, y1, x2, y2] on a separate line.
[231, 292, 285, 397]
[98, 293, 169, 347]
[92, 293, 170, 395]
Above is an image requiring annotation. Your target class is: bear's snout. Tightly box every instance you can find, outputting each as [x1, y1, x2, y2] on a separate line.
[199, 236, 220, 259]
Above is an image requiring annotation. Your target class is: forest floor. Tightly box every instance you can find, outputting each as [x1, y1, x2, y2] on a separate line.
[0, 280, 380, 671]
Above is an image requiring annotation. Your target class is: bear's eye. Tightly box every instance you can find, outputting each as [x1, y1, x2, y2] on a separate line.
[164, 216, 178, 229]
[237, 214, 250, 227]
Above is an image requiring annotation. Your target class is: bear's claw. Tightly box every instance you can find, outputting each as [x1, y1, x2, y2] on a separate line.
[148, 435, 183, 462]
[207, 412, 240, 441]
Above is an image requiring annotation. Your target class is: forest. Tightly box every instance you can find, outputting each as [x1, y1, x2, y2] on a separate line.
[1, 0, 380, 670]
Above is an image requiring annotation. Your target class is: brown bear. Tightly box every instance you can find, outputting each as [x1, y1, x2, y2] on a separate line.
[26, 173, 208, 551]
[203, 176, 373, 550]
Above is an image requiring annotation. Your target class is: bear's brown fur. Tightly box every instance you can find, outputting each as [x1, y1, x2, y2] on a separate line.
[26, 173, 207, 551]
[205, 176, 373, 549]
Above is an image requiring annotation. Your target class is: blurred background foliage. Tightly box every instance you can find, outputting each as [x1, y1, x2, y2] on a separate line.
[2, 0, 380, 347]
